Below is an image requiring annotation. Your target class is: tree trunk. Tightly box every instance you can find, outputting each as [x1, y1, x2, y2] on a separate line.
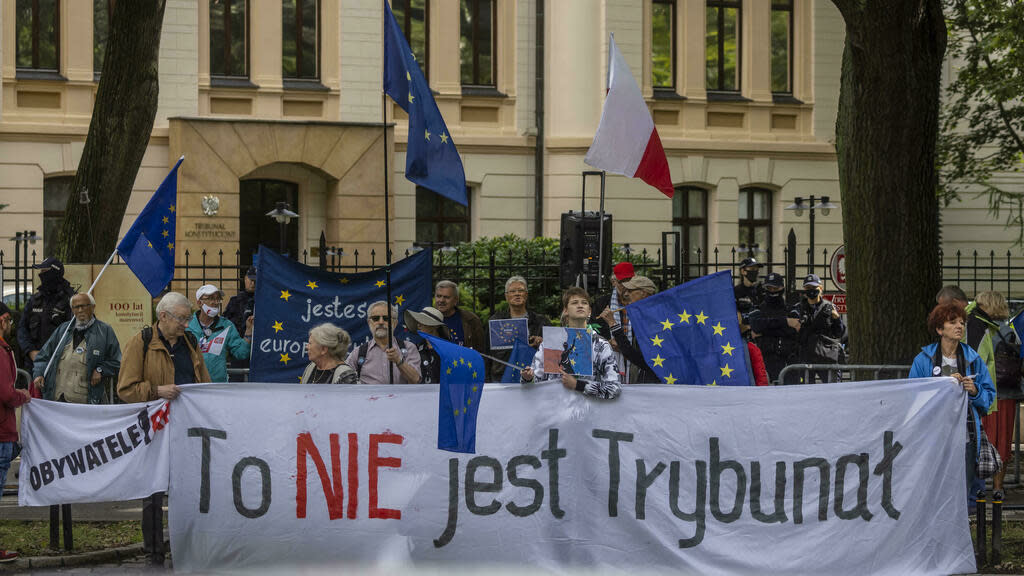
[55, 0, 167, 264]
[832, 0, 947, 365]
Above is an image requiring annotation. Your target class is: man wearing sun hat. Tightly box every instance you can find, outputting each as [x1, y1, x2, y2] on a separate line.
[405, 306, 451, 384]
[185, 284, 251, 382]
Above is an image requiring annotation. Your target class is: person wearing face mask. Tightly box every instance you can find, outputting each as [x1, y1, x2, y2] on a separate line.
[748, 272, 801, 384]
[794, 274, 845, 383]
[18, 257, 75, 371]
[186, 284, 252, 383]
[733, 257, 764, 317]
[32, 293, 121, 404]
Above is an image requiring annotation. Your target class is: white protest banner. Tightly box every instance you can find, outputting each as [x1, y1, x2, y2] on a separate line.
[165, 378, 975, 574]
[19, 399, 171, 506]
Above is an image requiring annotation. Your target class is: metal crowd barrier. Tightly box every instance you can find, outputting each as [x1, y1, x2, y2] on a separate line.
[776, 363, 911, 385]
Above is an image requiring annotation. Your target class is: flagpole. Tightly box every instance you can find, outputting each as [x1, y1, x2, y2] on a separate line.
[39, 248, 117, 385]
[382, 0, 395, 383]
[597, 171, 606, 293]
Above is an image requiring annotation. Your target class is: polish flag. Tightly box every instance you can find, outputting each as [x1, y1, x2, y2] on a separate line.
[585, 35, 674, 198]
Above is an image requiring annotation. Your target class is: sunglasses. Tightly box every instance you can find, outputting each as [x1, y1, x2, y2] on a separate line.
[369, 315, 390, 322]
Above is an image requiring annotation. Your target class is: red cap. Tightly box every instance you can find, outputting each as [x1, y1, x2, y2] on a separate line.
[613, 262, 635, 281]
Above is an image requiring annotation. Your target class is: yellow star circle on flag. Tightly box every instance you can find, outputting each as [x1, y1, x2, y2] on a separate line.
[664, 373, 677, 385]
[167, 242, 174, 250]
[651, 354, 665, 367]
[446, 367, 452, 375]
[660, 318, 674, 331]
[280, 353, 291, 365]
[162, 230, 169, 238]
[472, 371, 477, 379]
[425, 129, 431, 141]
[650, 334, 664, 347]
[712, 322, 725, 336]
[280, 290, 291, 301]
[440, 132, 449, 144]
[395, 294, 405, 305]
[375, 280, 386, 288]
[307, 280, 318, 290]
[695, 311, 709, 325]
[272, 321, 284, 333]
[720, 364, 734, 378]
[678, 310, 692, 324]
[720, 342, 735, 356]
[709, 380, 718, 386]
[406, 71, 411, 81]
[168, 204, 176, 213]
[409, 93, 415, 103]
[339, 277, 349, 284]
[162, 216, 168, 224]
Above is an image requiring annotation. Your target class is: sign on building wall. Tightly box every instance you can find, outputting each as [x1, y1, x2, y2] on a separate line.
[90, 265, 153, 348]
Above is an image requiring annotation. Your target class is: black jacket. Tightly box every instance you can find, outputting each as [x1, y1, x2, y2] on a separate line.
[17, 282, 74, 369]
[794, 297, 845, 363]
[609, 323, 660, 383]
[224, 290, 255, 335]
[748, 296, 800, 362]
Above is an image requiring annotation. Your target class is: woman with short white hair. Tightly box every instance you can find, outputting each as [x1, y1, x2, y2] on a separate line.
[300, 323, 358, 384]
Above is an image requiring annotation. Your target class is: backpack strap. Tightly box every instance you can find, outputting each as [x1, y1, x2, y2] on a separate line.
[141, 326, 153, 376]
[356, 342, 369, 378]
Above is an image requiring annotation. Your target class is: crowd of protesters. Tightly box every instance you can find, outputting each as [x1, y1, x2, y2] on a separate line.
[0, 254, 1021, 564]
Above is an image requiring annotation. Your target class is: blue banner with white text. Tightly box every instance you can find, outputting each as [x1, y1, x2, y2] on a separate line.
[250, 247, 432, 382]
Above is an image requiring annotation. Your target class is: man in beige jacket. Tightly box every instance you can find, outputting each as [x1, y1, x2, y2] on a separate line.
[117, 292, 210, 567]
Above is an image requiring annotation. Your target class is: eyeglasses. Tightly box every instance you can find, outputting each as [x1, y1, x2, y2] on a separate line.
[199, 296, 223, 304]
[164, 310, 190, 327]
[506, 289, 527, 295]
[369, 315, 389, 322]
[71, 304, 93, 310]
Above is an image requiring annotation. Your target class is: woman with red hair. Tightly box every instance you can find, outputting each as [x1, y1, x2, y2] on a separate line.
[909, 302, 996, 504]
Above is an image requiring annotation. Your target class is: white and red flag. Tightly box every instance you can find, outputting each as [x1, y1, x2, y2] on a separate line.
[585, 35, 674, 198]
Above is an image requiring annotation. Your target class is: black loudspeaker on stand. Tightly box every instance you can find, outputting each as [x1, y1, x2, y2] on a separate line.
[559, 211, 613, 291]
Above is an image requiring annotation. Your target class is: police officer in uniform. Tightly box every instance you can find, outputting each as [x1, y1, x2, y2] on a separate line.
[748, 272, 800, 384]
[733, 257, 764, 317]
[18, 257, 75, 371]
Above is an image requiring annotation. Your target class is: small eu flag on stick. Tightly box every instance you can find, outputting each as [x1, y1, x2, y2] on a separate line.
[421, 333, 484, 453]
[116, 156, 184, 297]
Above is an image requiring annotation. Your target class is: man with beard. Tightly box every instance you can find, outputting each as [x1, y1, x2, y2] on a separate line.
[18, 258, 75, 371]
[32, 293, 121, 404]
[0, 303, 30, 562]
[346, 300, 421, 384]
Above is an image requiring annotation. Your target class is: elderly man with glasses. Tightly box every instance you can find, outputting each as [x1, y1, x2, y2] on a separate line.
[186, 284, 252, 383]
[32, 292, 121, 404]
[346, 300, 421, 384]
[118, 291, 210, 567]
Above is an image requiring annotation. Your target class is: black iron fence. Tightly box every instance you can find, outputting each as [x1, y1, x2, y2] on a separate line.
[1, 228, 1023, 321]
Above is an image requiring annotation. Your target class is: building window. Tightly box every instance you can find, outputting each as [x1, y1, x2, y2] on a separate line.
[771, 0, 793, 94]
[16, 0, 59, 72]
[673, 187, 707, 280]
[283, 0, 319, 79]
[210, 0, 248, 78]
[459, 0, 495, 87]
[705, 0, 740, 92]
[94, 0, 112, 76]
[651, 0, 675, 91]
[738, 188, 771, 259]
[416, 186, 470, 244]
[43, 176, 74, 250]
[392, 0, 429, 80]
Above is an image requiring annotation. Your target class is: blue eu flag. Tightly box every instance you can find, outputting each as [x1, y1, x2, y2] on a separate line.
[421, 333, 484, 453]
[629, 271, 751, 386]
[501, 339, 537, 383]
[249, 246, 432, 382]
[116, 156, 184, 297]
[383, 1, 467, 206]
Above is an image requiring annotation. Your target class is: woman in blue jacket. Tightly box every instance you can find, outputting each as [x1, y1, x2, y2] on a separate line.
[909, 302, 996, 503]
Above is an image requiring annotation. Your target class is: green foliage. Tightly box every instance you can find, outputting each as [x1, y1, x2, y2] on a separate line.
[0, 520, 142, 557]
[429, 234, 654, 323]
[938, 0, 1024, 243]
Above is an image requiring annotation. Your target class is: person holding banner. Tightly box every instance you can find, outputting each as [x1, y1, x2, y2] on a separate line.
[909, 302, 996, 505]
[32, 293, 121, 404]
[599, 275, 660, 383]
[434, 281, 485, 353]
[118, 292, 211, 567]
[521, 287, 621, 399]
[0, 303, 28, 563]
[186, 285, 252, 383]
[346, 301, 421, 384]
[300, 324, 358, 384]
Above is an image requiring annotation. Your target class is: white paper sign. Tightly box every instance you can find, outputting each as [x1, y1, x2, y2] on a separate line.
[199, 327, 230, 356]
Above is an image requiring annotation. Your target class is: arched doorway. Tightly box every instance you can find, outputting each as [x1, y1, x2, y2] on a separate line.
[239, 179, 299, 262]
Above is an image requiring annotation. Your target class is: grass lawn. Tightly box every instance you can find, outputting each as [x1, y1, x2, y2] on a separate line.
[0, 520, 142, 557]
[973, 519, 1024, 573]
